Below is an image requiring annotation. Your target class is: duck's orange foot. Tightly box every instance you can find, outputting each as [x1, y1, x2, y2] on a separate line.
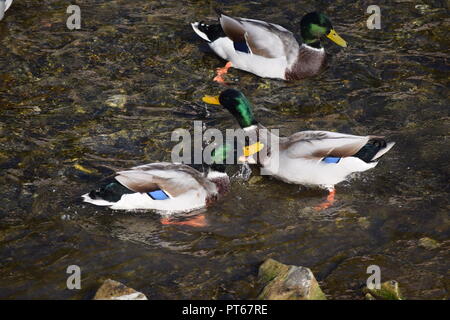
[213, 62, 232, 84]
[160, 214, 207, 227]
[314, 188, 336, 211]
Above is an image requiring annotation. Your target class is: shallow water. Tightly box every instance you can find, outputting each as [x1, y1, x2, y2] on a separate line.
[0, 0, 449, 299]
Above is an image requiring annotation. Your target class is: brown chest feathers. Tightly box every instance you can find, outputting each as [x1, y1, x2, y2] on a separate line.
[285, 46, 327, 81]
[205, 175, 230, 207]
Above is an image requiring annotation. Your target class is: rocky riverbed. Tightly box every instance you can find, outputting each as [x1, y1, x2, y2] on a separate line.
[0, 0, 448, 299]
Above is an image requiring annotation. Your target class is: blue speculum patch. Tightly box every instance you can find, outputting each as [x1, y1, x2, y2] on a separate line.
[322, 157, 341, 164]
[148, 189, 170, 200]
[234, 41, 250, 53]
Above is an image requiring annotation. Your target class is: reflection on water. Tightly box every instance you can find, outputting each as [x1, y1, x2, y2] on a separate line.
[0, 0, 448, 299]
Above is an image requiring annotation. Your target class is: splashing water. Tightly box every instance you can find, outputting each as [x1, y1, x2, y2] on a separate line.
[232, 163, 253, 181]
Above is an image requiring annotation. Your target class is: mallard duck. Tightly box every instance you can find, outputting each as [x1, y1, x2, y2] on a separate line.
[82, 143, 258, 224]
[203, 89, 395, 209]
[82, 162, 229, 212]
[191, 11, 347, 82]
[0, 0, 13, 21]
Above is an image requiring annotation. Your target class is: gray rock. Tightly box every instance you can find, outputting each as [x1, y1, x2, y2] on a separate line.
[257, 258, 326, 300]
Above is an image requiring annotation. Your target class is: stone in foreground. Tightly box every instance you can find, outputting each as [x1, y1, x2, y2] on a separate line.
[94, 279, 148, 300]
[257, 258, 326, 300]
[363, 280, 403, 300]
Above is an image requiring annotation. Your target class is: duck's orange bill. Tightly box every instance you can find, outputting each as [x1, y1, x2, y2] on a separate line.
[202, 95, 221, 105]
[243, 142, 264, 157]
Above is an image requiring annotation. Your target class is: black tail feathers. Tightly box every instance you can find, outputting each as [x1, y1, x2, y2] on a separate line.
[353, 138, 388, 163]
[88, 179, 133, 203]
[196, 21, 225, 42]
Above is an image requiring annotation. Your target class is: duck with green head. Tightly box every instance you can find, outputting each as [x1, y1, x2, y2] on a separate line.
[82, 143, 258, 226]
[191, 11, 347, 82]
[204, 89, 395, 210]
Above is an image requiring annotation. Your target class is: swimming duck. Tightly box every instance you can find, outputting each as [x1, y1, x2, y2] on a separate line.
[82, 143, 258, 221]
[191, 11, 347, 82]
[0, 0, 13, 21]
[203, 89, 395, 209]
[82, 162, 229, 213]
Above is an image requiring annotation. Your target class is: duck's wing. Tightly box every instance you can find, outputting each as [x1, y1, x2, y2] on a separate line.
[281, 131, 380, 159]
[115, 163, 211, 197]
[219, 13, 299, 61]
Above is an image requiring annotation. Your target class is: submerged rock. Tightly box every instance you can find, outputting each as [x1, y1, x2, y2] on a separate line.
[418, 237, 441, 250]
[93, 279, 148, 300]
[105, 94, 127, 108]
[257, 258, 326, 300]
[363, 280, 403, 300]
[248, 175, 263, 185]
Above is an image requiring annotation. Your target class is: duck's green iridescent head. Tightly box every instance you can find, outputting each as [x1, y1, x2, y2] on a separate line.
[208, 141, 263, 172]
[213, 89, 258, 128]
[300, 12, 347, 48]
[208, 143, 232, 173]
[210, 143, 231, 164]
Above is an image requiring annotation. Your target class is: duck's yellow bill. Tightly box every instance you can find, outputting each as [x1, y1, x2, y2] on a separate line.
[326, 29, 347, 47]
[74, 163, 95, 174]
[202, 95, 221, 105]
[243, 142, 264, 157]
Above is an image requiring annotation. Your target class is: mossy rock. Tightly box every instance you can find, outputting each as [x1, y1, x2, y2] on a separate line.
[258, 259, 326, 300]
[93, 279, 147, 300]
[258, 259, 290, 285]
[363, 280, 403, 300]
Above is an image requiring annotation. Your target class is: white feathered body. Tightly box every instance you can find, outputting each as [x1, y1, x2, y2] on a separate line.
[262, 151, 378, 187]
[191, 15, 306, 80]
[82, 163, 229, 214]
[208, 37, 288, 79]
[250, 128, 394, 188]
[82, 188, 209, 212]
[1, 0, 13, 12]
